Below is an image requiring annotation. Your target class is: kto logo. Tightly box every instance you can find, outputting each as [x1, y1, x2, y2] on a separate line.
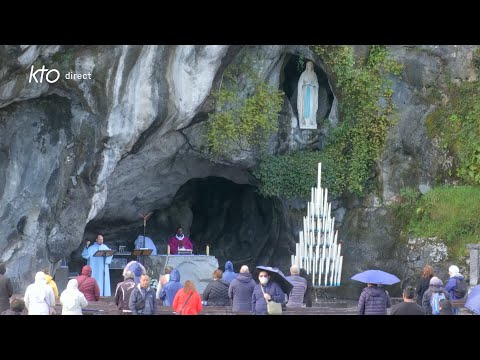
[28, 65, 60, 84]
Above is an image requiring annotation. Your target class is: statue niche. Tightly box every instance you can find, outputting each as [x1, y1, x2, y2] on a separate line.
[297, 61, 319, 129]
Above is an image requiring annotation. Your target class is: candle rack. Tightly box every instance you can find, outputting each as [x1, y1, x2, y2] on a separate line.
[291, 163, 343, 287]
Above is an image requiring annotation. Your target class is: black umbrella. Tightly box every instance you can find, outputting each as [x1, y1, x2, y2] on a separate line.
[255, 266, 294, 295]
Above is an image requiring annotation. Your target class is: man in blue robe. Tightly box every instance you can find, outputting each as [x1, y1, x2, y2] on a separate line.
[81, 234, 113, 296]
[134, 235, 158, 255]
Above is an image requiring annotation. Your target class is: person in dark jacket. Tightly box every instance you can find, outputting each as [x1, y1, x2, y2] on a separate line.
[439, 299, 454, 315]
[115, 270, 136, 313]
[228, 265, 256, 313]
[129, 274, 156, 315]
[222, 261, 236, 284]
[0, 262, 13, 314]
[390, 285, 424, 315]
[299, 268, 313, 307]
[252, 270, 285, 315]
[358, 283, 391, 315]
[203, 269, 230, 306]
[416, 264, 434, 305]
[422, 276, 450, 315]
[159, 268, 182, 306]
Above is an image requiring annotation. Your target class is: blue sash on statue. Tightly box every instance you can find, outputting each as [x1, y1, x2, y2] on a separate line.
[304, 85, 311, 118]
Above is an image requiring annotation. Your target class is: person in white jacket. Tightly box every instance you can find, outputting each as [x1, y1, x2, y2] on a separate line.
[24, 271, 55, 315]
[60, 279, 88, 315]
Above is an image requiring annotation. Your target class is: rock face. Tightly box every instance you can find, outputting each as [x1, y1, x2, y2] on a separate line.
[0, 45, 477, 297]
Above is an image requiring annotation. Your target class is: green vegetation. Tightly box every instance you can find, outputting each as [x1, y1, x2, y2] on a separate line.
[395, 186, 480, 259]
[426, 80, 480, 184]
[256, 46, 403, 198]
[205, 60, 284, 159]
[254, 150, 345, 199]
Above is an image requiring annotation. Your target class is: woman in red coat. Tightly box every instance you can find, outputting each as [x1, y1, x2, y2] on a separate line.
[172, 280, 202, 315]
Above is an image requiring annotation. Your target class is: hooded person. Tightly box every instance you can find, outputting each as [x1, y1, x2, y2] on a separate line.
[134, 235, 157, 255]
[76, 265, 100, 302]
[43, 268, 59, 299]
[159, 268, 183, 306]
[24, 272, 56, 315]
[444, 265, 466, 314]
[123, 261, 146, 284]
[445, 265, 466, 300]
[421, 276, 450, 315]
[60, 279, 88, 315]
[221, 261, 236, 284]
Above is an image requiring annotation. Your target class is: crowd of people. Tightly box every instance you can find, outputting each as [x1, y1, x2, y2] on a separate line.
[359, 264, 477, 315]
[1, 256, 479, 315]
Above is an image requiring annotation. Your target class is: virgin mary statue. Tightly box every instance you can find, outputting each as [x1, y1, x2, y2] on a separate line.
[297, 61, 319, 129]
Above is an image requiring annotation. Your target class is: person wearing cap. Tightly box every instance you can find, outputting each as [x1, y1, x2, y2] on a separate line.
[390, 286, 425, 315]
[421, 276, 450, 315]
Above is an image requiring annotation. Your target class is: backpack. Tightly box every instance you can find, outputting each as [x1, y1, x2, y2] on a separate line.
[430, 292, 446, 315]
[454, 278, 468, 298]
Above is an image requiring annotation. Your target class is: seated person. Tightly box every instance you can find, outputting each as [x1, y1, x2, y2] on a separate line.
[134, 235, 157, 255]
[169, 226, 193, 255]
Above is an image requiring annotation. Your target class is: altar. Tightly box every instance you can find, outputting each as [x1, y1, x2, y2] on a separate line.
[144, 255, 219, 294]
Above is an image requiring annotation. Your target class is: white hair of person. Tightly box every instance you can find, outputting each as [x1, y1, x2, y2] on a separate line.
[290, 264, 300, 275]
[124, 270, 134, 280]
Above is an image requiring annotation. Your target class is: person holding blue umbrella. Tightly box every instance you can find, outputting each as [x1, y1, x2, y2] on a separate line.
[352, 270, 398, 315]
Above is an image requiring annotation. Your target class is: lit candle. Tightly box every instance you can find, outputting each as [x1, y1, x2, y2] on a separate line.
[167, 245, 170, 255]
[317, 162, 321, 190]
[324, 257, 330, 286]
[338, 256, 343, 286]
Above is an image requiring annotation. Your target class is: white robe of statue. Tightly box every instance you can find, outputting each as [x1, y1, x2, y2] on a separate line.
[297, 61, 319, 129]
